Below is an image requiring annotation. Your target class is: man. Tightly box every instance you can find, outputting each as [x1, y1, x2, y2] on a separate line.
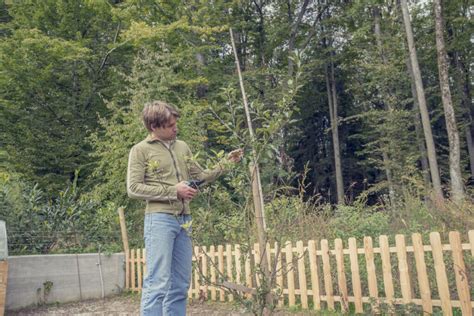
[127, 100, 242, 316]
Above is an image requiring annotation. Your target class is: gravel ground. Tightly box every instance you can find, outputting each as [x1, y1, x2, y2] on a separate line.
[7, 295, 248, 316]
[6, 294, 324, 316]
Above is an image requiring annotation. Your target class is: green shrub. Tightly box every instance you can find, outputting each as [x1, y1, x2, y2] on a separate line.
[0, 174, 122, 255]
[328, 204, 390, 241]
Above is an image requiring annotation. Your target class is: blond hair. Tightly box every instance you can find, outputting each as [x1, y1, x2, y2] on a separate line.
[142, 100, 180, 132]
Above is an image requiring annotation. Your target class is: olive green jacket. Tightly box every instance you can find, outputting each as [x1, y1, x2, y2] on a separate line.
[127, 136, 226, 215]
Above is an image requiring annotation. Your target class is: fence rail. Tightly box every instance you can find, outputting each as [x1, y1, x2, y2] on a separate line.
[125, 230, 474, 315]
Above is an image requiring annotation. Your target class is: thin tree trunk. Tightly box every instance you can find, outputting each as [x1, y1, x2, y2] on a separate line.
[433, 0, 464, 202]
[230, 28, 272, 314]
[374, 6, 396, 202]
[455, 54, 474, 179]
[407, 57, 431, 190]
[195, 53, 208, 98]
[253, 0, 266, 67]
[325, 60, 344, 205]
[374, 7, 388, 65]
[416, 119, 432, 189]
[400, 0, 443, 200]
[330, 61, 344, 204]
[287, 0, 310, 77]
[467, 129, 474, 178]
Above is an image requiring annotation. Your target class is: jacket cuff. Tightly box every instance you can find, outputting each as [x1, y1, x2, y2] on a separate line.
[168, 185, 179, 200]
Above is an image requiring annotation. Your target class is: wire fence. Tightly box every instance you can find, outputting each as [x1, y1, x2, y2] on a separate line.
[6, 230, 125, 255]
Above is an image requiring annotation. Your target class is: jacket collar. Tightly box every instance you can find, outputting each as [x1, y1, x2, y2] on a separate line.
[145, 135, 176, 147]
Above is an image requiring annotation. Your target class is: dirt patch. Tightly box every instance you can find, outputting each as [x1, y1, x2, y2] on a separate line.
[6, 294, 329, 315]
[7, 294, 318, 315]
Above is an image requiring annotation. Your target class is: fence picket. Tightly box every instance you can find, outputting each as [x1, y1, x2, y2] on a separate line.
[218, 245, 225, 302]
[245, 247, 252, 296]
[395, 234, 412, 304]
[202, 246, 208, 298]
[296, 240, 308, 309]
[349, 237, 363, 313]
[379, 235, 394, 308]
[188, 282, 192, 299]
[125, 250, 130, 290]
[209, 246, 217, 300]
[131, 249, 136, 291]
[226, 244, 233, 302]
[285, 241, 296, 307]
[275, 242, 284, 307]
[0, 261, 7, 316]
[334, 238, 348, 312]
[364, 236, 378, 311]
[235, 244, 241, 286]
[411, 233, 432, 314]
[321, 239, 334, 310]
[430, 232, 452, 316]
[137, 248, 142, 290]
[449, 231, 472, 316]
[253, 243, 261, 288]
[308, 240, 321, 310]
[194, 246, 200, 299]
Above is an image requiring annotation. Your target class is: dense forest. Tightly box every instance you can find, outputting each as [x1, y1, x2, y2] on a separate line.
[0, 0, 472, 255]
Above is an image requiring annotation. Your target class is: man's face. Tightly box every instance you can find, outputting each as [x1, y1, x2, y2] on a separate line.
[152, 116, 178, 141]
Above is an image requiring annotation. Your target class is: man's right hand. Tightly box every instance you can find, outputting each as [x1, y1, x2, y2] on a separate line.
[176, 181, 197, 200]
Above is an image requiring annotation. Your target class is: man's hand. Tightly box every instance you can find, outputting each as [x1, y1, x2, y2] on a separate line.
[176, 181, 197, 200]
[228, 148, 244, 163]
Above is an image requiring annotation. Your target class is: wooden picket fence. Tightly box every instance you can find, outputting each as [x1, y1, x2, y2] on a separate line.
[125, 230, 474, 315]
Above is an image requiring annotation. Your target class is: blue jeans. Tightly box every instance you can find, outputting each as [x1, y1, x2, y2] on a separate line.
[140, 213, 192, 316]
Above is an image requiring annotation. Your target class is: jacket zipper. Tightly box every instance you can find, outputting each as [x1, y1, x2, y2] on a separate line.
[161, 141, 186, 214]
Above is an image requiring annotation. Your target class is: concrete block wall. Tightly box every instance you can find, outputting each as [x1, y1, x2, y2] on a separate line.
[6, 252, 125, 310]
